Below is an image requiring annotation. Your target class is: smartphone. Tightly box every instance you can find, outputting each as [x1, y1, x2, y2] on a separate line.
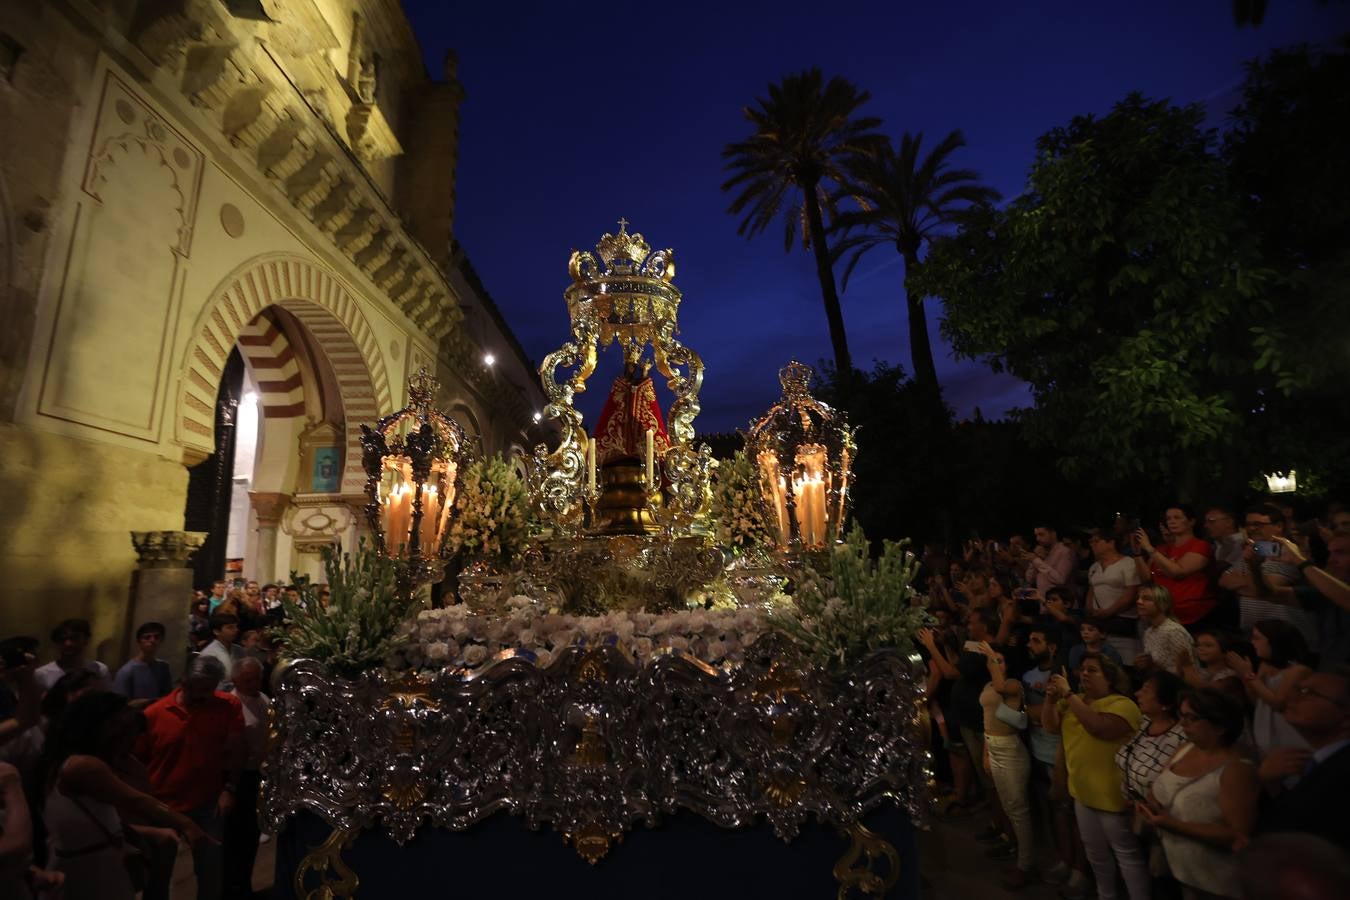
[963, 640, 984, 654]
[1252, 540, 1282, 558]
[1014, 588, 1035, 600]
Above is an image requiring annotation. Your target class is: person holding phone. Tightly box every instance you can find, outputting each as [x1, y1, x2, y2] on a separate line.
[1220, 504, 1318, 652]
[1043, 654, 1148, 900]
[977, 642, 1038, 889]
[1134, 504, 1217, 632]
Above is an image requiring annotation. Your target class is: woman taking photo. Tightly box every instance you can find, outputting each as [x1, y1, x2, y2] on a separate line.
[43, 691, 210, 900]
[1044, 654, 1148, 900]
[1225, 620, 1311, 765]
[977, 642, 1037, 889]
[1134, 505, 1216, 630]
[1138, 689, 1259, 900]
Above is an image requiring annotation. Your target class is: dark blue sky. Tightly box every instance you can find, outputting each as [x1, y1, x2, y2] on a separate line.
[403, 0, 1346, 432]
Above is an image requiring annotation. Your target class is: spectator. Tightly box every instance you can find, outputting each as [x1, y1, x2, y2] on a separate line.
[1134, 504, 1217, 630]
[1070, 619, 1123, 672]
[1205, 506, 1245, 576]
[1085, 527, 1142, 660]
[1238, 833, 1350, 900]
[1178, 630, 1241, 695]
[189, 597, 210, 636]
[1136, 584, 1196, 676]
[137, 656, 243, 900]
[34, 620, 109, 693]
[206, 580, 228, 614]
[0, 642, 40, 755]
[1255, 669, 1350, 851]
[1220, 504, 1318, 652]
[199, 614, 242, 690]
[918, 626, 974, 814]
[1021, 523, 1076, 597]
[1139, 688, 1259, 900]
[224, 657, 271, 900]
[1, 758, 60, 900]
[1040, 586, 1081, 651]
[111, 622, 172, 707]
[1227, 619, 1312, 767]
[952, 610, 1014, 852]
[1022, 624, 1088, 895]
[43, 691, 210, 900]
[1044, 652, 1148, 900]
[1260, 534, 1350, 669]
[1117, 672, 1186, 805]
[189, 623, 212, 655]
[974, 641, 1037, 889]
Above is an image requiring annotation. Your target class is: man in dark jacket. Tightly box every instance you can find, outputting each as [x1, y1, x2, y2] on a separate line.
[1257, 669, 1350, 850]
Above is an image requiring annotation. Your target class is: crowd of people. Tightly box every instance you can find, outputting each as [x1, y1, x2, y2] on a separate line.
[917, 500, 1350, 898]
[0, 578, 300, 900]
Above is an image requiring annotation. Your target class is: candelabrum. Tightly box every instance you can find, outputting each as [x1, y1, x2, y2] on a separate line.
[360, 369, 472, 588]
[746, 361, 856, 557]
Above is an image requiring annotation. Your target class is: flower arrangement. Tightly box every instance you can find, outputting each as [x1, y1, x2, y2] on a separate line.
[445, 453, 529, 565]
[388, 600, 770, 672]
[769, 525, 931, 669]
[274, 541, 419, 677]
[709, 448, 777, 554]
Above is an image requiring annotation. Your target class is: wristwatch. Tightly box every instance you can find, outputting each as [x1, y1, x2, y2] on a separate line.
[1297, 559, 1314, 571]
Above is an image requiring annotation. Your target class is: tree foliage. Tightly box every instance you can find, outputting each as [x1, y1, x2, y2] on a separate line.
[915, 94, 1290, 494]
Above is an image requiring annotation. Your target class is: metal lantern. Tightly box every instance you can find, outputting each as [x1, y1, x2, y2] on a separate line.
[360, 368, 471, 586]
[1264, 471, 1297, 494]
[745, 361, 856, 554]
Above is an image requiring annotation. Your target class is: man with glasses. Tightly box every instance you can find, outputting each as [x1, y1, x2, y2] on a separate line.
[1220, 503, 1318, 651]
[1257, 670, 1350, 851]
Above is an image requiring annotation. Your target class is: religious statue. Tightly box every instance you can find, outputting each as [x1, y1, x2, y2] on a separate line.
[593, 344, 671, 468]
[590, 345, 670, 534]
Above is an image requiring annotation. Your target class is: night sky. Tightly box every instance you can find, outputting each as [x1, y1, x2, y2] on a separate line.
[402, 0, 1346, 433]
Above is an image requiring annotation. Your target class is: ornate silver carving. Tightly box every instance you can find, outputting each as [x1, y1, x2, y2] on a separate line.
[262, 648, 931, 860]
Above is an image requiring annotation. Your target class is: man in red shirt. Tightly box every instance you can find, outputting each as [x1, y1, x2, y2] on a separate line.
[137, 655, 243, 900]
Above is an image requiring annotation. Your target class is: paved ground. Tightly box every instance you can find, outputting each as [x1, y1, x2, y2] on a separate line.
[167, 812, 1064, 899]
[920, 812, 1064, 900]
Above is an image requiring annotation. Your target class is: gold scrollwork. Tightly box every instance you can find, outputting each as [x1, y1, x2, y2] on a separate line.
[752, 660, 804, 704]
[295, 827, 360, 900]
[564, 822, 623, 865]
[832, 821, 900, 899]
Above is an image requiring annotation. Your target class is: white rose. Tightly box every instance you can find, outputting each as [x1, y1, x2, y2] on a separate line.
[463, 644, 489, 666]
[688, 611, 708, 632]
[535, 649, 553, 668]
[667, 635, 689, 652]
[426, 641, 451, 663]
[519, 628, 536, 647]
[633, 637, 654, 660]
[706, 639, 727, 662]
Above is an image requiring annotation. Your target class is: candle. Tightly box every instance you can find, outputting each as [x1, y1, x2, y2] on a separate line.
[587, 437, 597, 491]
[645, 428, 655, 486]
[418, 484, 440, 551]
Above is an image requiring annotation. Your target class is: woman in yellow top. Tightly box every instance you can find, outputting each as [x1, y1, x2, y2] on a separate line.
[1043, 653, 1149, 900]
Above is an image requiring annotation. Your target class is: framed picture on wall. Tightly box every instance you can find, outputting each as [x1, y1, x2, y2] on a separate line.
[312, 446, 341, 493]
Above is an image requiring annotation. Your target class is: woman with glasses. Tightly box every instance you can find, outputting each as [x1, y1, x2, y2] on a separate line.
[1137, 689, 1258, 900]
[1044, 653, 1148, 900]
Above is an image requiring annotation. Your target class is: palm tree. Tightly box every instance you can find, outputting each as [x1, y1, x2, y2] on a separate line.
[831, 130, 1000, 396]
[722, 69, 884, 376]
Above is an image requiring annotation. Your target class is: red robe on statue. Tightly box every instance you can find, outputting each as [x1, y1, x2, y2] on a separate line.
[594, 374, 671, 466]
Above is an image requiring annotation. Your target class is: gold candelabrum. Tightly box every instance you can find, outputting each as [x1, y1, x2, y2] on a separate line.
[524, 220, 712, 541]
[745, 361, 856, 556]
[360, 369, 472, 588]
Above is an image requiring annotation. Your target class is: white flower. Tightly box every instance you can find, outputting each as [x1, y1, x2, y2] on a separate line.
[535, 649, 553, 668]
[462, 644, 488, 666]
[633, 637, 654, 659]
[426, 641, 451, 663]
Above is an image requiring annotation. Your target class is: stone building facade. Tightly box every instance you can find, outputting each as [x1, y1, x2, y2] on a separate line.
[0, 0, 544, 666]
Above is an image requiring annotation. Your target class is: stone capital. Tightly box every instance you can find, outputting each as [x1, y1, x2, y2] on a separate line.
[130, 530, 207, 568]
[249, 491, 292, 527]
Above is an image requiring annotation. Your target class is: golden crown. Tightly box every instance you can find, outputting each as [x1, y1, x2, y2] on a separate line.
[564, 219, 681, 347]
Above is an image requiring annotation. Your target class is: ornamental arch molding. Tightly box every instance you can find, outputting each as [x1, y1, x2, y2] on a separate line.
[176, 254, 393, 493]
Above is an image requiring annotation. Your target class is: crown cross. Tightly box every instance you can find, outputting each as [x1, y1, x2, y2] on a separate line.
[617, 217, 629, 232]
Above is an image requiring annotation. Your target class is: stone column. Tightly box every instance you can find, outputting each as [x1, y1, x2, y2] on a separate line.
[129, 531, 206, 679]
[249, 491, 290, 585]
